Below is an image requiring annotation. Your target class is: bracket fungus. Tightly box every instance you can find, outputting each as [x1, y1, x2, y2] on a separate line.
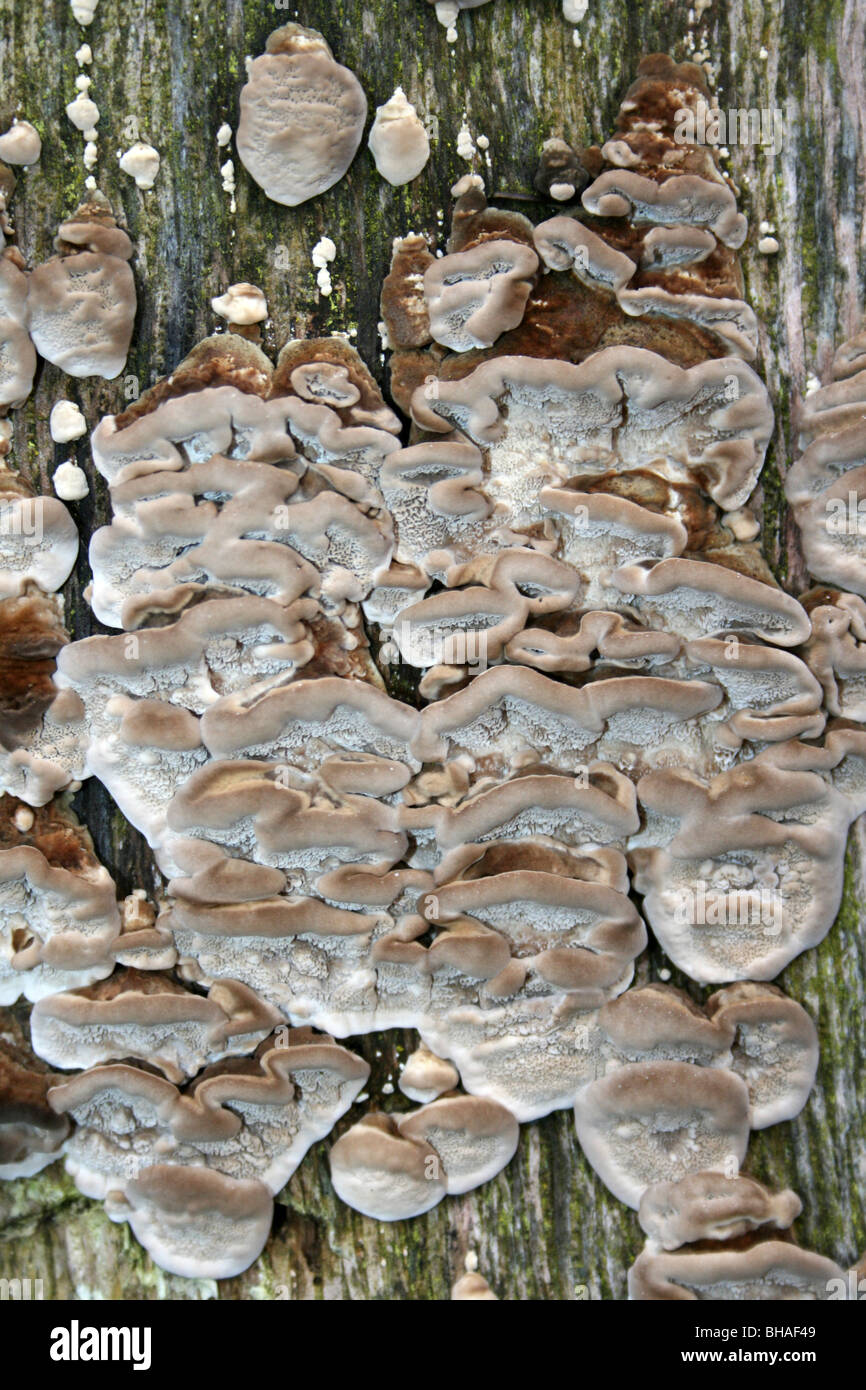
[368, 88, 430, 186]
[787, 326, 866, 596]
[424, 240, 539, 351]
[0, 47, 859, 1292]
[237, 25, 367, 207]
[329, 1093, 518, 1219]
[0, 245, 36, 411]
[633, 731, 866, 980]
[629, 1172, 853, 1300]
[49, 1029, 369, 1278]
[0, 796, 119, 1004]
[31, 971, 282, 1082]
[0, 1045, 69, 1178]
[27, 195, 136, 379]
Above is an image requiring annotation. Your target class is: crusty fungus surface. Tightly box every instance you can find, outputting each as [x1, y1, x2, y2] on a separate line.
[49, 1029, 369, 1277]
[0, 50, 858, 1290]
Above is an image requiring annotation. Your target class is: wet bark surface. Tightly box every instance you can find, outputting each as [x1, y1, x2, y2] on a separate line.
[0, 0, 863, 1299]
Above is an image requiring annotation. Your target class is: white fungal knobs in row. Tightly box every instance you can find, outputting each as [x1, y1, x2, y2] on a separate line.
[424, 0, 495, 37]
[49, 400, 87, 443]
[237, 24, 367, 207]
[368, 88, 430, 186]
[52, 461, 89, 502]
[65, 93, 100, 138]
[70, 0, 99, 23]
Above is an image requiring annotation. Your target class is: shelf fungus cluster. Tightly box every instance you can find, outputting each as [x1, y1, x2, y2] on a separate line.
[629, 1172, 859, 1299]
[0, 51, 859, 1291]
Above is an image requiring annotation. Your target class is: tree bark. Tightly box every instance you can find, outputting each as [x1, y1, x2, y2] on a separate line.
[0, 0, 864, 1300]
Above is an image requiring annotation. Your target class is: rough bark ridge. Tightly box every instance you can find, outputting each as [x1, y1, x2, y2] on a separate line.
[0, 0, 864, 1300]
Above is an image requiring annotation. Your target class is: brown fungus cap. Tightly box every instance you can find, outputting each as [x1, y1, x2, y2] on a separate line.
[628, 1241, 847, 1301]
[0, 1048, 70, 1178]
[329, 1111, 447, 1220]
[105, 1165, 275, 1281]
[638, 1171, 802, 1251]
[237, 25, 367, 208]
[398, 1093, 519, 1193]
[28, 197, 136, 380]
[573, 1060, 751, 1208]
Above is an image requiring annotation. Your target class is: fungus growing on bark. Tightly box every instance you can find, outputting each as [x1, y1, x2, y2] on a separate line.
[0, 1046, 69, 1177]
[106, 1166, 275, 1281]
[630, 1240, 849, 1300]
[534, 139, 591, 203]
[330, 1111, 446, 1220]
[0, 43, 854, 1289]
[118, 142, 160, 190]
[629, 1171, 849, 1299]
[637, 1171, 802, 1251]
[27, 195, 136, 379]
[368, 88, 430, 186]
[0, 248, 36, 409]
[424, 240, 539, 351]
[573, 1062, 751, 1208]
[633, 731, 866, 979]
[582, 171, 747, 249]
[410, 351, 772, 515]
[704, 982, 819, 1128]
[49, 400, 87, 444]
[802, 589, 866, 720]
[399, 1042, 460, 1102]
[330, 1094, 518, 1218]
[610, 558, 811, 646]
[0, 466, 78, 597]
[236, 25, 367, 207]
[53, 462, 89, 502]
[0, 120, 41, 167]
[423, 0, 496, 34]
[31, 971, 281, 1082]
[50, 1029, 369, 1276]
[452, 1270, 498, 1299]
[70, 0, 99, 23]
[786, 328, 866, 595]
[0, 796, 119, 1003]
